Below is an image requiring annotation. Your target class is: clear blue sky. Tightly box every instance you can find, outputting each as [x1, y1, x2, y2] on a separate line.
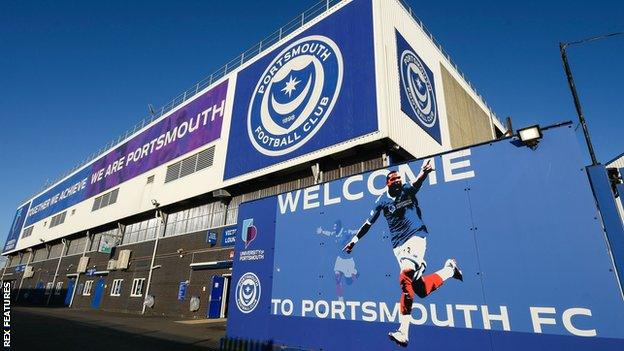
[1, 0, 622, 244]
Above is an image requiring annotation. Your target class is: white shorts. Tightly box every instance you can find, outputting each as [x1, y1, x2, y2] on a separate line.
[393, 236, 427, 279]
[334, 256, 358, 277]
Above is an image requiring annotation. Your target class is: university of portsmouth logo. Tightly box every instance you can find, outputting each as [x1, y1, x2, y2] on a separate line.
[241, 218, 257, 249]
[247, 35, 344, 156]
[396, 30, 441, 144]
[236, 272, 261, 314]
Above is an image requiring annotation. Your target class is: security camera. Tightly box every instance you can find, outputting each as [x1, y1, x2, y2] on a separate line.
[151, 199, 160, 208]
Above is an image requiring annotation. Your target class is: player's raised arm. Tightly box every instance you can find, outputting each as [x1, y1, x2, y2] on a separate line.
[343, 202, 382, 253]
[412, 159, 434, 192]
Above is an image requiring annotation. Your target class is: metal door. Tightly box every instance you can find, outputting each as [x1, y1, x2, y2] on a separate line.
[64, 279, 75, 306]
[90, 277, 105, 309]
[207, 275, 225, 318]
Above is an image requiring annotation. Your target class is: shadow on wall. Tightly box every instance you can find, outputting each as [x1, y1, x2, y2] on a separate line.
[12, 288, 69, 308]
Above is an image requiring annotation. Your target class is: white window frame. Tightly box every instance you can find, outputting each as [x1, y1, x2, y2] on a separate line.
[83, 280, 93, 296]
[130, 278, 145, 297]
[54, 281, 63, 295]
[44, 282, 54, 295]
[110, 279, 123, 297]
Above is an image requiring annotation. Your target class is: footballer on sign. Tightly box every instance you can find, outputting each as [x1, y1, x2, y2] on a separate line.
[344, 160, 463, 348]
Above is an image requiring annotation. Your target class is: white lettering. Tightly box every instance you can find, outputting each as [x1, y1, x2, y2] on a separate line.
[530, 307, 557, 333]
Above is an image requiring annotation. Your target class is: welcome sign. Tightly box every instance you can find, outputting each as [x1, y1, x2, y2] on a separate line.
[227, 124, 624, 350]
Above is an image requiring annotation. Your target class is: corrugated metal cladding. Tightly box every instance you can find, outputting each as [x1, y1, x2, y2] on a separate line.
[441, 65, 494, 149]
[376, 0, 500, 159]
[165, 146, 215, 183]
[607, 154, 624, 169]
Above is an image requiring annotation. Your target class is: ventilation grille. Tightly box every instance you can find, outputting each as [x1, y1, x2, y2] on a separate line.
[165, 146, 215, 183]
[50, 211, 67, 228]
[92, 188, 119, 211]
[146, 175, 155, 184]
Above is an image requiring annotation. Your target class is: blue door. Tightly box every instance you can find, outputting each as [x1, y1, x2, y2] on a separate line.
[64, 279, 75, 306]
[91, 278, 105, 309]
[207, 276, 225, 318]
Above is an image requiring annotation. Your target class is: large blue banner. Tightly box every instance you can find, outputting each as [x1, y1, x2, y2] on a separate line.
[224, 0, 378, 179]
[227, 124, 624, 350]
[3, 202, 31, 253]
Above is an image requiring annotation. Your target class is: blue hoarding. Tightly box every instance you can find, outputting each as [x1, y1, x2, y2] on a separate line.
[227, 124, 624, 350]
[3, 202, 31, 253]
[224, 0, 378, 179]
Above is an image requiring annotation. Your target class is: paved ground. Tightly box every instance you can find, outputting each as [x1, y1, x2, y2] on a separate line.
[12, 306, 225, 350]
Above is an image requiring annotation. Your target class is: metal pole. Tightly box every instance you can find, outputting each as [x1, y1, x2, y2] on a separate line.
[142, 209, 163, 315]
[559, 43, 598, 166]
[46, 239, 68, 305]
[0, 256, 10, 284]
[15, 250, 33, 302]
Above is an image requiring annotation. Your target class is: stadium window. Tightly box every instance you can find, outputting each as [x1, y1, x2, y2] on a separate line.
[92, 196, 102, 211]
[92, 188, 120, 211]
[121, 218, 160, 246]
[83, 280, 93, 296]
[66, 236, 87, 256]
[164, 201, 233, 238]
[21, 226, 34, 239]
[54, 281, 63, 295]
[110, 279, 123, 297]
[130, 278, 145, 297]
[50, 211, 67, 228]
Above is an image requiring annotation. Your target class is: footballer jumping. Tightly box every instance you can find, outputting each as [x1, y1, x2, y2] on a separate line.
[316, 220, 359, 301]
[343, 160, 463, 348]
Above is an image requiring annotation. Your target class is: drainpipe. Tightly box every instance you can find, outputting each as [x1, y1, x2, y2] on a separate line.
[15, 249, 33, 302]
[0, 255, 10, 284]
[69, 231, 91, 308]
[46, 239, 68, 305]
[142, 207, 164, 315]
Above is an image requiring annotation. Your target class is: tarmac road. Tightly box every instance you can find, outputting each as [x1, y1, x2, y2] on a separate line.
[11, 306, 224, 350]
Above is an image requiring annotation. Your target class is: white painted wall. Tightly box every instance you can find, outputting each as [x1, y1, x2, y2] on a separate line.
[372, 0, 502, 158]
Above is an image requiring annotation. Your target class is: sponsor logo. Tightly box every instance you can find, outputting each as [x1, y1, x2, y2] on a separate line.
[399, 49, 438, 129]
[247, 35, 344, 156]
[242, 218, 257, 249]
[236, 272, 261, 314]
[240, 218, 265, 262]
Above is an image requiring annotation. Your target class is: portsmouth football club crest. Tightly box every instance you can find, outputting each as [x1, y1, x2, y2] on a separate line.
[396, 30, 441, 144]
[247, 35, 344, 156]
[236, 272, 261, 313]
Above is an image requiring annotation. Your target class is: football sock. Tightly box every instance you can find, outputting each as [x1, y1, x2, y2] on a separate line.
[399, 313, 411, 337]
[436, 265, 455, 281]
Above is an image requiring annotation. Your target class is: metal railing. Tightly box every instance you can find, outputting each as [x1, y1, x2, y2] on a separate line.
[21, 0, 344, 204]
[396, 0, 502, 127]
[23, 0, 500, 204]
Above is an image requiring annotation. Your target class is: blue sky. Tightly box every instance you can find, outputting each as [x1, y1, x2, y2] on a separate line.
[0, 0, 622, 245]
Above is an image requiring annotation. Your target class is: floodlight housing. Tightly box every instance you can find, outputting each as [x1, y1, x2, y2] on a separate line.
[518, 125, 543, 149]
